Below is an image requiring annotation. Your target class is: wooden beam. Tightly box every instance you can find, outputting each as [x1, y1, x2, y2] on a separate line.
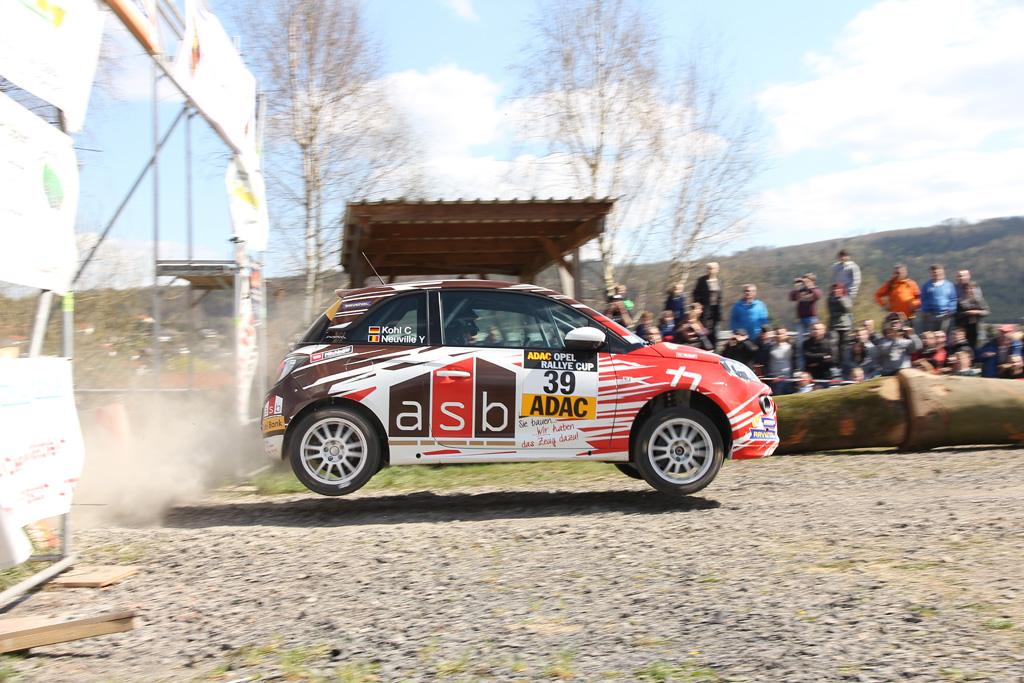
[0, 611, 137, 654]
[358, 223, 580, 241]
[346, 201, 614, 224]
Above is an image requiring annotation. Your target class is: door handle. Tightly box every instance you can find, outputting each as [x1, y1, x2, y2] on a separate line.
[436, 370, 471, 378]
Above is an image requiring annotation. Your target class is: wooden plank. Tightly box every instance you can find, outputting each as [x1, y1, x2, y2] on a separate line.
[50, 565, 140, 588]
[345, 200, 613, 223]
[0, 611, 137, 653]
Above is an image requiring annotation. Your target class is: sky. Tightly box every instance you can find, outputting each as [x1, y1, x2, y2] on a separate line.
[73, 0, 1024, 280]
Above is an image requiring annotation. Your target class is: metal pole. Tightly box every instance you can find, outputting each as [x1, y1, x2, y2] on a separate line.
[186, 110, 195, 392]
[27, 292, 54, 357]
[152, 64, 162, 405]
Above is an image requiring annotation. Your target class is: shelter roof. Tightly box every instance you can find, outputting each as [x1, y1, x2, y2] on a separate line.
[341, 197, 614, 282]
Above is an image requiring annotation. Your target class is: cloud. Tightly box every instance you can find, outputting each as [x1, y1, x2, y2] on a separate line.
[758, 0, 1024, 160]
[753, 147, 1024, 245]
[444, 0, 479, 22]
[387, 65, 504, 158]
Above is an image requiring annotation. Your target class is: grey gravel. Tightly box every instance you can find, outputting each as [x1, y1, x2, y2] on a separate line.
[4, 446, 1024, 682]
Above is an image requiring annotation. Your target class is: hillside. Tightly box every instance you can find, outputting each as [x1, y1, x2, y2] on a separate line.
[563, 216, 1024, 328]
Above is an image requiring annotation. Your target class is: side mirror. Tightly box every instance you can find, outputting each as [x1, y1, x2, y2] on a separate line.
[564, 326, 606, 351]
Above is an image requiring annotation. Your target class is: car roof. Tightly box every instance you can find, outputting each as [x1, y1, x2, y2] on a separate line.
[327, 279, 632, 338]
[334, 279, 571, 300]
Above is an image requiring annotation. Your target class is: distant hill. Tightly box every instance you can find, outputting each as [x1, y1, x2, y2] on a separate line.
[548, 216, 1024, 328]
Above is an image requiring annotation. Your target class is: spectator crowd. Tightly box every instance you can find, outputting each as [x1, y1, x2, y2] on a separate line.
[608, 250, 1023, 394]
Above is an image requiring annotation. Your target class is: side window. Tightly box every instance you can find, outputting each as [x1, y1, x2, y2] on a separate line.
[439, 290, 596, 349]
[341, 293, 427, 345]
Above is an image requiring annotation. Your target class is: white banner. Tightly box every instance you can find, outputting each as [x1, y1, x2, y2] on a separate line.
[0, 358, 85, 569]
[0, 92, 80, 294]
[173, 0, 257, 160]
[226, 156, 269, 252]
[0, 0, 104, 132]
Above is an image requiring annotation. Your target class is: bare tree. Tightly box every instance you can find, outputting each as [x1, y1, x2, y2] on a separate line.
[237, 0, 423, 321]
[658, 53, 762, 289]
[511, 0, 666, 289]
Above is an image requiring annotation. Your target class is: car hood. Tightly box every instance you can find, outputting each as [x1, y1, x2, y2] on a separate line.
[643, 342, 721, 362]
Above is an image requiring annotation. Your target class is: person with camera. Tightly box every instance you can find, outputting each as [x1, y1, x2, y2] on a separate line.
[604, 283, 633, 328]
[875, 312, 922, 376]
[789, 273, 821, 370]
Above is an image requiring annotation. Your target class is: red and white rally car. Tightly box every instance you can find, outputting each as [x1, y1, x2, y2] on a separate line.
[262, 280, 778, 497]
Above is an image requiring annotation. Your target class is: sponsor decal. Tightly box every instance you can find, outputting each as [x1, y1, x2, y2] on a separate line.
[264, 439, 280, 457]
[522, 394, 597, 420]
[262, 416, 285, 432]
[521, 350, 598, 420]
[388, 358, 516, 440]
[676, 352, 699, 359]
[343, 300, 372, 310]
[309, 345, 353, 363]
[263, 395, 283, 418]
[748, 415, 777, 440]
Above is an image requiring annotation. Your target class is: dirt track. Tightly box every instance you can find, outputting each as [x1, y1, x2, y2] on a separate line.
[4, 447, 1024, 682]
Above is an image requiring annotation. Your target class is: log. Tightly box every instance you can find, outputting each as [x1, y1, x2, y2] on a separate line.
[775, 369, 1024, 455]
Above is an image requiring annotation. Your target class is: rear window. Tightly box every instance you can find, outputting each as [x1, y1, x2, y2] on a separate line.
[341, 293, 427, 345]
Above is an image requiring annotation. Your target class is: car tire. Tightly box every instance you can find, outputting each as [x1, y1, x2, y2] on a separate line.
[633, 406, 724, 496]
[613, 462, 644, 480]
[288, 407, 381, 496]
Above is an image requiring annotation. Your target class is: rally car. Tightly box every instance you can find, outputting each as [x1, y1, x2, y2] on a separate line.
[262, 280, 778, 497]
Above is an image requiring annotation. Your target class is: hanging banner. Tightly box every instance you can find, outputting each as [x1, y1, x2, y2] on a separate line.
[0, 0, 105, 132]
[0, 358, 85, 569]
[236, 246, 259, 425]
[226, 156, 269, 252]
[0, 92, 80, 294]
[172, 0, 257, 160]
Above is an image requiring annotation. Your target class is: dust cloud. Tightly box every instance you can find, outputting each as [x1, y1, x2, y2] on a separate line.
[73, 392, 265, 526]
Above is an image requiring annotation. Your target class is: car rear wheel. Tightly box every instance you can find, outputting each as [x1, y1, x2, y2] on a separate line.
[289, 407, 381, 496]
[633, 407, 724, 496]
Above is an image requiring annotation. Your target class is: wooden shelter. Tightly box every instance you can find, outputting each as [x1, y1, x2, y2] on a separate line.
[341, 198, 614, 297]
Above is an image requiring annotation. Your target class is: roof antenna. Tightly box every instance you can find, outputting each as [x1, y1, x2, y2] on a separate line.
[362, 252, 386, 286]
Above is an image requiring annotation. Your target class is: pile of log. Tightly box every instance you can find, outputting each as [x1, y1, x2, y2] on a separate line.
[774, 369, 1024, 455]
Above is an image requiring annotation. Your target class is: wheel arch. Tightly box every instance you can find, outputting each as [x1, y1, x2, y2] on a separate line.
[628, 390, 733, 461]
[284, 397, 391, 467]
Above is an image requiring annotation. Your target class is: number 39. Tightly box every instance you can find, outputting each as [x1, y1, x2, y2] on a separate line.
[543, 370, 576, 395]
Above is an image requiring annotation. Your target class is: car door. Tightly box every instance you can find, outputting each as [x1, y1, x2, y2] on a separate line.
[431, 289, 614, 451]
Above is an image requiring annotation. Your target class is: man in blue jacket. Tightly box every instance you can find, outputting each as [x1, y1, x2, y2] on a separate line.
[920, 264, 958, 335]
[730, 284, 770, 339]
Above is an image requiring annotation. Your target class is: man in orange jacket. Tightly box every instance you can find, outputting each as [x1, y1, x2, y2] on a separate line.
[875, 263, 921, 321]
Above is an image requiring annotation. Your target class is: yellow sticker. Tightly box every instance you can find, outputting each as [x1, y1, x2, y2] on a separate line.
[521, 394, 597, 420]
[262, 416, 285, 432]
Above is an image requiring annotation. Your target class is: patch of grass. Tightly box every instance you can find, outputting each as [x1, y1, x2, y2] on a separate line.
[634, 661, 723, 681]
[941, 669, 994, 681]
[251, 461, 623, 495]
[435, 650, 472, 677]
[983, 617, 1013, 630]
[542, 649, 576, 680]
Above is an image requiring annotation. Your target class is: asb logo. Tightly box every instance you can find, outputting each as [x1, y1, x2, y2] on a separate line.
[388, 358, 515, 439]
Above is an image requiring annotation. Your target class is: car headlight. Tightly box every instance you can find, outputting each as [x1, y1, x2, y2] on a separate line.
[719, 357, 760, 383]
[276, 357, 301, 383]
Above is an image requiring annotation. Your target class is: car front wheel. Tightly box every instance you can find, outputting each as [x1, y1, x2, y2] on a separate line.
[288, 407, 381, 496]
[633, 407, 724, 496]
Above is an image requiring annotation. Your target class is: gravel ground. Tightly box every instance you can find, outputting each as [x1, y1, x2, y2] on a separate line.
[4, 447, 1024, 683]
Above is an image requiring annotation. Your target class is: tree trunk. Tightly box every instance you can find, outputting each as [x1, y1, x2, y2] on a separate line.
[775, 369, 1024, 455]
